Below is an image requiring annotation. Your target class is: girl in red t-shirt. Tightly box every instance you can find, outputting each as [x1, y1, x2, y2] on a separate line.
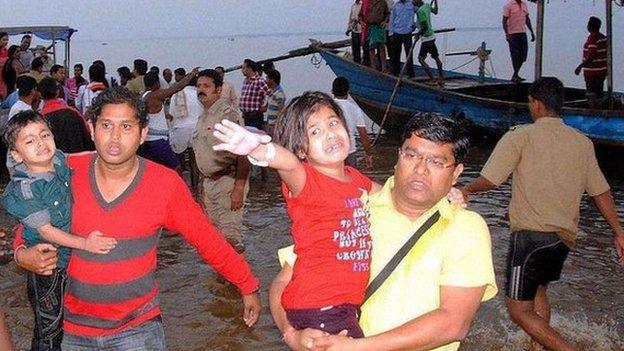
[213, 91, 380, 338]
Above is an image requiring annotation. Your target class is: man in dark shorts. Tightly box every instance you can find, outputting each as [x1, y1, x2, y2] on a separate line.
[414, 0, 444, 83]
[574, 16, 608, 109]
[462, 77, 624, 351]
[502, 0, 535, 83]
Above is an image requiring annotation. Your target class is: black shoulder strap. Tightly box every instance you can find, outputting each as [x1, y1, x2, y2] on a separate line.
[362, 210, 441, 305]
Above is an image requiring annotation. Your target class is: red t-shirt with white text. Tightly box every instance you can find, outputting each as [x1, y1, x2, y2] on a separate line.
[281, 163, 373, 309]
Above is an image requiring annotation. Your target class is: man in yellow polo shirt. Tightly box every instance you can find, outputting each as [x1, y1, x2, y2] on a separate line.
[270, 114, 497, 351]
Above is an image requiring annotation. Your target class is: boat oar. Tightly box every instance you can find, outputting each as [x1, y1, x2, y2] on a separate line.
[372, 34, 420, 146]
[223, 38, 351, 73]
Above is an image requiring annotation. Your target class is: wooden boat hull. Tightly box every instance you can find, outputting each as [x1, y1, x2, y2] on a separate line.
[319, 49, 624, 146]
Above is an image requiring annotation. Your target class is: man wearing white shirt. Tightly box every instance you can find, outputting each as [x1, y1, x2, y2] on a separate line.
[332, 77, 374, 168]
[8, 76, 39, 120]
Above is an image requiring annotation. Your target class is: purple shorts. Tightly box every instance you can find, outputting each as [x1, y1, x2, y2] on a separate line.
[138, 139, 180, 170]
[286, 304, 364, 338]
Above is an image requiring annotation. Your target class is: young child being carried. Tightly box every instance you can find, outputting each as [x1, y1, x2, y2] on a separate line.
[2, 111, 117, 350]
[213, 91, 380, 338]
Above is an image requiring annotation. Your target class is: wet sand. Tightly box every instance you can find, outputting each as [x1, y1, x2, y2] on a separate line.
[1, 137, 623, 350]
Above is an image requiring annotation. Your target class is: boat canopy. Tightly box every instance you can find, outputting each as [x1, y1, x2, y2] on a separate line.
[0, 26, 77, 41]
[0, 26, 76, 70]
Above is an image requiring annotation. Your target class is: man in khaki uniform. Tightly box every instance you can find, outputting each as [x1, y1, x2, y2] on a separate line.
[193, 69, 250, 253]
[462, 77, 624, 351]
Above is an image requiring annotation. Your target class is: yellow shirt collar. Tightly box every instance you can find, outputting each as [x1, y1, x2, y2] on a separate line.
[369, 176, 456, 223]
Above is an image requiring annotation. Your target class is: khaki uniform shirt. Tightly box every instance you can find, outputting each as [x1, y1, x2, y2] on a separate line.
[481, 117, 610, 247]
[192, 98, 244, 176]
[23, 71, 46, 83]
[126, 75, 146, 95]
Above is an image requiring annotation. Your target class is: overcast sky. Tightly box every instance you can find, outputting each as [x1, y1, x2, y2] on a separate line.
[2, 1, 620, 42]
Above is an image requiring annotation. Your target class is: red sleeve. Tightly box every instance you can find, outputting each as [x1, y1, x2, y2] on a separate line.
[12, 224, 25, 250]
[163, 176, 260, 294]
[348, 166, 373, 192]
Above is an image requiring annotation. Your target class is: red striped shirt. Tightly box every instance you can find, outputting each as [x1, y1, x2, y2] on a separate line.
[583, 32, 607, 79]
[63, 153, 259, 337]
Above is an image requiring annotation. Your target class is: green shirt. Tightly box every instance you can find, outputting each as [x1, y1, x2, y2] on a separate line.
[417, 3, 434, 39]
[3, 150, 73, 268]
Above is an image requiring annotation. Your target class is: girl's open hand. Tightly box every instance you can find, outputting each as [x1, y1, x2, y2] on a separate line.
[213, 119, 271, 155]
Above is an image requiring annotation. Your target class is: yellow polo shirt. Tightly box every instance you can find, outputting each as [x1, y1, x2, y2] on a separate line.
[278, 177, 497, 351]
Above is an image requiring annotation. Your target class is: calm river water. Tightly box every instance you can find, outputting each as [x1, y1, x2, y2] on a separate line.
[1, 136, 622, 350]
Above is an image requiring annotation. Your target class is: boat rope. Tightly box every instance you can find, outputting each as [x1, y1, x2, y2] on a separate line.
[449, 56, 479, 72]
[489, 59, 497, 78]
[310, 53, 323, 69]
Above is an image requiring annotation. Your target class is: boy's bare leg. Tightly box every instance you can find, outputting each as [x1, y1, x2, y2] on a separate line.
[419, 57, 434, 80]
[379, 45, 388, 73]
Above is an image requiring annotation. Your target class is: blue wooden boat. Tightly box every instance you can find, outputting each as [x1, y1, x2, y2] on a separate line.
[317, 47, 624, 146]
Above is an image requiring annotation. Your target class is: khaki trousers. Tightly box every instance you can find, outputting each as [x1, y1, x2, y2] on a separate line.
[200, 175, 248, 244]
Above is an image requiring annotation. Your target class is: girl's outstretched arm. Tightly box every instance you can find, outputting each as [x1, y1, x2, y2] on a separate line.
[213, 119, 307, 196]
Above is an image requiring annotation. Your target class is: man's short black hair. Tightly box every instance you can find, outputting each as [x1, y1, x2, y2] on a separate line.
[143, 71, 160, 89]
[243, 58, 259, 72]
[266, 69, 281, 85]
[401, 113, 470, 164]
[196, 69, 223, 88]
[74, 63, 84, 70]
[21, 34, 31, 42]
[588, 16, 602, 32]
[174, 67, 186, 76]
[262, 61, 275, 74]
[50, 64, 64, 75]
[134, 59, 148, 75]
[528, 77, 565, 114]
[93, 60, 106, 70]
[332, 77, 350, 96]
[3, 110, 49, 150]
[150, 66, 159, 74]
[89, 63, 108, 86]
[39, 77, 60, 100]
[87, 87, 148, 128]
[16, 75, 38, 97]
[31, 57, 44, 71]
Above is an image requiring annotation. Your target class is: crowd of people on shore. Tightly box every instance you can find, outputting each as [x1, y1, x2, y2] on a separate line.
[0, 1, 623, 351]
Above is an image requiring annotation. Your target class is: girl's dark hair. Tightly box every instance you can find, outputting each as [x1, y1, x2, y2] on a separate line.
[7, 44, 19, 57]
[89, 63, 109, 87]
[3, 110, 49, 150]
[273, 91, 347, 157]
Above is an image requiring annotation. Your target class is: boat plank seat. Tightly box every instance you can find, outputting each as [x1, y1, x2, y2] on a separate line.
[563, 98, 588, 105]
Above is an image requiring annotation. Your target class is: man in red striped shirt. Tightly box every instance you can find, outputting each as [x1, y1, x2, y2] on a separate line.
[14, 87, 261, 350]
[575, 16, 608, 109]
